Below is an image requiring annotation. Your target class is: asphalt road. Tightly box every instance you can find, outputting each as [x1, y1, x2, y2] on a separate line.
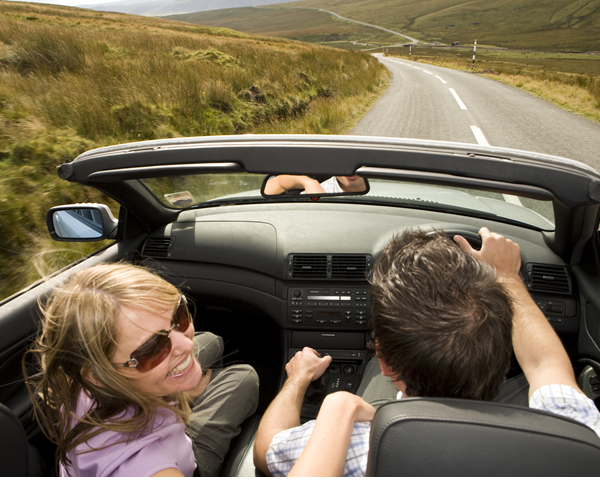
[352, 55, 600, 171]
[318, 9, 420, 44]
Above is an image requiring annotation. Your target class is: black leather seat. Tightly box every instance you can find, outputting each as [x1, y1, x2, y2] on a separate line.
[0, 403, 47, 477]
[367, 398, 600, 476]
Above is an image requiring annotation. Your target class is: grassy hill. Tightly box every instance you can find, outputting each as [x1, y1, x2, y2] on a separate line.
[171, 0, 600, 52]
[274, 0, 600, 51]
[167, 6, 399, 49]
[0, 1, 387, 300]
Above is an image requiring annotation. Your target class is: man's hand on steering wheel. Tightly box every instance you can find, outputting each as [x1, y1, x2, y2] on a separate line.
[454, 227, 521, 281]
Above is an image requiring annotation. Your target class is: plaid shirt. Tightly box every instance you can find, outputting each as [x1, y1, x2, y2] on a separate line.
[266, 385, 600, 476]
[530, 384, 600, 438]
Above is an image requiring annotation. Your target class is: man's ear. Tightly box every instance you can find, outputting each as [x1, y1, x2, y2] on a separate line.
[374, 339, 392, 376]
[376, 355, 407, 394]
[377, 355, 393, 377]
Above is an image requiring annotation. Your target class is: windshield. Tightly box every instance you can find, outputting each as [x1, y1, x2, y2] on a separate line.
[141, 173, 266, 208]
[363, 179, 554, 231]
[140, 173, 554, 231]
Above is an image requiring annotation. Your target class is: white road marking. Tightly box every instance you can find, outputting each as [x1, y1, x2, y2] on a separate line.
[423, 70, 433, 74]
[470, 126, 489, 146]
[503, 194, 524, 206]
[470, 126, 524, 206]
[449, 88, 467, 110]
[436, 75, 447, 84]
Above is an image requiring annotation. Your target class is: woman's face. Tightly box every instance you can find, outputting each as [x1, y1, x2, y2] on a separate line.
[112, 301, 203, 396]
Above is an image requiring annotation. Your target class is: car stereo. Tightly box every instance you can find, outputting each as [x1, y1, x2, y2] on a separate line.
[287, 286, 370, 327]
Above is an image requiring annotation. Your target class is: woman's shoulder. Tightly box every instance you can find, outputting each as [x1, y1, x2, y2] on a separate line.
[63, 398, 195, 477]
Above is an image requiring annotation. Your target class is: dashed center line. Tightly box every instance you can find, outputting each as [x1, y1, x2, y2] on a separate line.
[470, 126, 489, 146]
[449, 88, 467, 110]
[503, 194, 524, 206]
[470, 125, 524, 206]
[385, 57, 524, 207]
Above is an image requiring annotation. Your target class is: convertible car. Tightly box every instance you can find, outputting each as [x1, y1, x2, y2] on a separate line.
[2, 135, 600, 476]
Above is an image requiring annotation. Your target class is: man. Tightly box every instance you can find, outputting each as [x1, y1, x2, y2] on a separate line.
[253, 227, 600, 476]
[264, 174, 367, 195]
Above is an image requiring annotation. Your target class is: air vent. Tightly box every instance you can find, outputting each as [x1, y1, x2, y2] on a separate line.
[526, 263, 571, 295]
[291, 255, 327, 279]
[288, 254, 371, 280]
[142, 237, 174, 258]
[332, 255, 369, 280]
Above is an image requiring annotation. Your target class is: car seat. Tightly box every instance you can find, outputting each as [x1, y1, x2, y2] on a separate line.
[0, 403, 47, 476]
[366, 398, 600, 476]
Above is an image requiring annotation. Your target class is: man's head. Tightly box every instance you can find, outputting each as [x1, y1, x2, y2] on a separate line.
[368, 229, 513, 401]
[335, 175, 366, 192]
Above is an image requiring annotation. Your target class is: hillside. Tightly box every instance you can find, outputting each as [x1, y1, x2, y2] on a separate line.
[0, 1, 387, 300]
[86, 0, 298, 17]
[172, 0, 600, 51]
[167, 6, 399, 49]
[276, 0, 600, 51]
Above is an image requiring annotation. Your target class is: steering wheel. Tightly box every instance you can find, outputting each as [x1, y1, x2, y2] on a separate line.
[428, 230, 482, 251]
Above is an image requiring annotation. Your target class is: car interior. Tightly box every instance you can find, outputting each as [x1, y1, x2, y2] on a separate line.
[2, 135, 600, 476]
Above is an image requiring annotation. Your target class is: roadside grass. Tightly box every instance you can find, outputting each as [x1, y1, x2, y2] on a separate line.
[0, 1, 388, 300]
[384, 45, 600, 124]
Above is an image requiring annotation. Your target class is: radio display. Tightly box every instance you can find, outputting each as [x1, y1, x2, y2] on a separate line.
[316, 311, 341, 317]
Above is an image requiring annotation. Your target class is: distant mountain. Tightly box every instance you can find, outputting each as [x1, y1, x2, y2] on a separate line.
[81, 0, 299, 16]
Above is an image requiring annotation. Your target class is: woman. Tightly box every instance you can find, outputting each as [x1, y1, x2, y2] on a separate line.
[26, 263, 259, 477]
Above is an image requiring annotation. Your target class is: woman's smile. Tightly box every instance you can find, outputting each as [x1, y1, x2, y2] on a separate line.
[115, 304, 203, 396]
[167, 353, 193, 377]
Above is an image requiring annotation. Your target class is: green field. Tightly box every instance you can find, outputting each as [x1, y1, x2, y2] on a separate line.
[0, 1, 388, 300]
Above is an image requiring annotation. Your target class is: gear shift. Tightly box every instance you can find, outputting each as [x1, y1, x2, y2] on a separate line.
[305, 375, 329, 403]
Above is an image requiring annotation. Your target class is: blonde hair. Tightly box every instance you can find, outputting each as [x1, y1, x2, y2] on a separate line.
[25, 263, 193, 469]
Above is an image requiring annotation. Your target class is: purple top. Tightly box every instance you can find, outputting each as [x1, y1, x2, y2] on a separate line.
[60, 393, 196, 477]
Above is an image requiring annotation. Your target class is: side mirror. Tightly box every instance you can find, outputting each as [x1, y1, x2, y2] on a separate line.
[46, 204, 118, 242]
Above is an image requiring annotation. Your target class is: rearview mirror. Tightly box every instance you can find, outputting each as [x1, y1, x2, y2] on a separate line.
[261, 175, 369, 197]
[46, 204, 118, 242]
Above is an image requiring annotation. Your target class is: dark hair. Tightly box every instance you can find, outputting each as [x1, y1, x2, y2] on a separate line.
[368, 229, 513, 401]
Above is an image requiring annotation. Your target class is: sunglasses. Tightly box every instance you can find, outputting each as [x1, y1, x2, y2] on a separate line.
[115, 295, 192, 372]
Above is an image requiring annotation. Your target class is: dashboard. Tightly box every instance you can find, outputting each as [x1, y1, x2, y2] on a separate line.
[139, 201, 578, 413]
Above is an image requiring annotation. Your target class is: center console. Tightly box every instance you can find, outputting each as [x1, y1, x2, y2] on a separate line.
[285, 285, 372, 419]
